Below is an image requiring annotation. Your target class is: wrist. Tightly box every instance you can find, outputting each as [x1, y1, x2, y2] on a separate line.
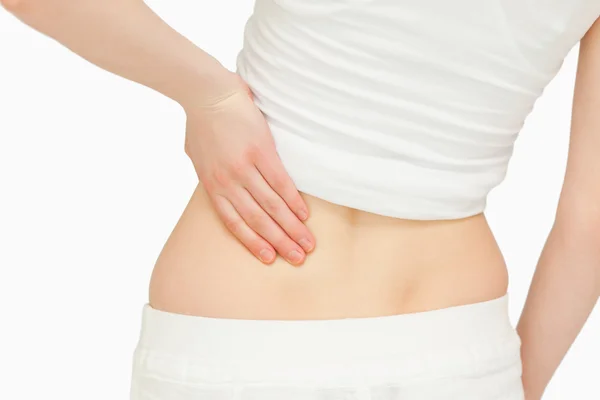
[180, 64, 249, 113]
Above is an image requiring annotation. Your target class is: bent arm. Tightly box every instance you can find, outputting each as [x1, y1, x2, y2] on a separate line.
[517, 17, 600, 400]
[1, 0, 242, 109]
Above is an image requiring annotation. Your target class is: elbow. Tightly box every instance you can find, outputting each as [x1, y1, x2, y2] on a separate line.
[554, 208, 600, 297]
[553, 208, 600, 255]
[554, 205, 600, 240]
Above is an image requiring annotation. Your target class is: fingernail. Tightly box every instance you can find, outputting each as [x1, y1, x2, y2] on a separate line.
[299, 238, 314, 252]
[259, 249, 274, 263]
[287, 250, 303, 264]
[298, 209, 308, 221]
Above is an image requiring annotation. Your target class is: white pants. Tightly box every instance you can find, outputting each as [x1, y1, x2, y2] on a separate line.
[130, 294, 524, 399]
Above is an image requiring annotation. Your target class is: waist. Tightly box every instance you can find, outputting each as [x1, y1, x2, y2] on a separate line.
[148, 184, 508, 319]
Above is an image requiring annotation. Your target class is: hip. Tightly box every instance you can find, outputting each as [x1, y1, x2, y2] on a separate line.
[130, 294, 524, 400]
[148, 183, 508, 319]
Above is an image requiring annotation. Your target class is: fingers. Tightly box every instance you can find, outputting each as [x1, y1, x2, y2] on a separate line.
[244, 168, 315, 254]
[193, 129, 315, 266]
[211, 194, 277, 264]
[229, 187, 308, 266]
[254, 150, 310, 222]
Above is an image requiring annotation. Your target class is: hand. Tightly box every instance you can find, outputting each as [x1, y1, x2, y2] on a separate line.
[183, 74, 315, 266]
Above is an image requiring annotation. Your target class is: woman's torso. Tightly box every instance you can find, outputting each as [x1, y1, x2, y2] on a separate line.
[149, 0, 600, 319]
[149, 184, 507, 319]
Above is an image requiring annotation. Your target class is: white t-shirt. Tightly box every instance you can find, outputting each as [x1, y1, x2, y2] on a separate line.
[236, 0, 600, 219]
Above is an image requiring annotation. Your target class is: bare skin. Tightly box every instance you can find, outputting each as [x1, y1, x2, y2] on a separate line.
[517, 19, 600, 400]
[3, 1, 599, 398]
[149, 185, 508, 320]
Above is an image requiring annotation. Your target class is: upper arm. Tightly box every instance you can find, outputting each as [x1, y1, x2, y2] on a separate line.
[555, 16, 600, 232]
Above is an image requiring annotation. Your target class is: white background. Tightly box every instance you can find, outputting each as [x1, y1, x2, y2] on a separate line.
[0, 1, 598, 399]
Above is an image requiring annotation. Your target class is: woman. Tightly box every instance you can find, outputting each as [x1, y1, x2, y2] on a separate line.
[4, 0, 600, 399]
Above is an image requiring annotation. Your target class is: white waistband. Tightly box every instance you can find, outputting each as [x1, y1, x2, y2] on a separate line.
[134, 295, 520, 384]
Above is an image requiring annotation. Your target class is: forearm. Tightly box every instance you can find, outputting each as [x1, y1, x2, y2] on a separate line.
[517, 214, 600, 399]
[2, 0, 240, 109]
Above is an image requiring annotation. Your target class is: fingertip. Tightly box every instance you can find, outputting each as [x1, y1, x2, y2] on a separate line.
[286, 249, 306, 266]
[299, 238, 314, 253]
[293, 255, 307, 267]
[297, 208, 309, 221]
[258, 248, 275, 264]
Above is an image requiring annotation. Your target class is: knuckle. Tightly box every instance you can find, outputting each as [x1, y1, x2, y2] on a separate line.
[224, 218, 243, 235]
[212, 168, 231, 188]
[201, 177, 217, 192]
[245, 143, 265, 162]
[262, 196, 282, 215]
[247, 212, 269, 231]
[229, 158, 250, 180]
[270, 172, 288, 191]
[246, 211, 264, 228]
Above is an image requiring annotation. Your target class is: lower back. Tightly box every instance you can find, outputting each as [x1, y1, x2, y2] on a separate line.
[149, 184, 508, 319]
